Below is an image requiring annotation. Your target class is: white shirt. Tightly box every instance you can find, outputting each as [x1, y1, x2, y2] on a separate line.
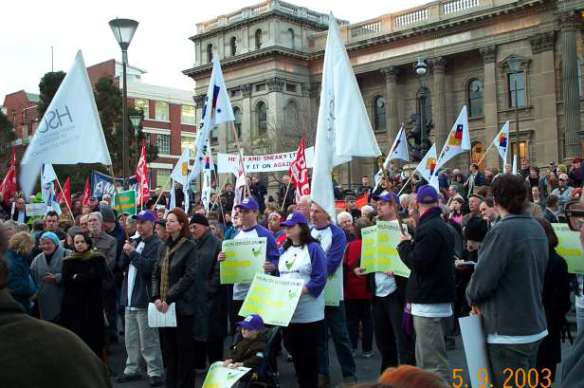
[233, 227, 259, 301]
[411, 303, 453, 318]
[487, 330, 548, 345]
[375, 273, 397, 297]
[127, 241, 145, 308]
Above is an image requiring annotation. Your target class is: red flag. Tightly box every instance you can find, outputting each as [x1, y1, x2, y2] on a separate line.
[57, 177, 71, 209]
[355, 192, 369, 209]
[81, 177, 91, 206]
[135, 143, 150, 206]
[0, 147, 17, 205]
[289, 137, 310, 202]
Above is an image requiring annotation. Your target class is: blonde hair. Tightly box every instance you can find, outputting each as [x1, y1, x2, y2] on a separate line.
[8, 231, 34, 256]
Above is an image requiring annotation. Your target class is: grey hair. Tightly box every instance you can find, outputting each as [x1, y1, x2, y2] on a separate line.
[89, 211, 103, 223]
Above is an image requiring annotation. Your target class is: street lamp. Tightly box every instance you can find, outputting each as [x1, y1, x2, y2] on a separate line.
[507, 57, 522, 165]
[129, 112, 142, 134]
[109, 18, 139, 187]
[415, 58, 428, 158]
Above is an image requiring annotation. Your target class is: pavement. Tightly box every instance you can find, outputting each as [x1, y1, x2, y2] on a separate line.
[109, 330, 577, 388]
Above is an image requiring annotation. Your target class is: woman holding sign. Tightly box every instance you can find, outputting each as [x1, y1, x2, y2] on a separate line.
[151, 208, 197, 388]
[278, 212, 327, 388]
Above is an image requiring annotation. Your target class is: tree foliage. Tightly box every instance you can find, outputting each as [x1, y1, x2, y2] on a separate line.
[38, 71, 66, 117]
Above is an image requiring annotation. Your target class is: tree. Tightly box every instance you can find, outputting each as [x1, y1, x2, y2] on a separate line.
[38, 71, 66, 117]
[0, 110, 16, 173]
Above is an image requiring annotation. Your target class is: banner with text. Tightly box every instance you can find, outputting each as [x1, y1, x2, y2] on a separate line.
[552, 223, 584, 274]
[113, 190, 137, 216]
[361, 221, 411, 277]
[91, 170, 137, 199]
[220, 237, 267, 284]
[217, 147, 314, 174]
[238, 274, 303, 327]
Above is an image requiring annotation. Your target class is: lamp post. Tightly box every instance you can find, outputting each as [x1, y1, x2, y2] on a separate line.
[507, 57, 522, 164]
[109, 18, 139, 188]
[415, 58, 429, 158]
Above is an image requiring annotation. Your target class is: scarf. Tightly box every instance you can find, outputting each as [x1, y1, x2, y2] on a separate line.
[160, 237, 187, 301]
[65, 249, 102, 261]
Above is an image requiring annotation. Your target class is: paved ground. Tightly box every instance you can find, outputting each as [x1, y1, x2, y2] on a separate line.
[109, 331, 576, 388]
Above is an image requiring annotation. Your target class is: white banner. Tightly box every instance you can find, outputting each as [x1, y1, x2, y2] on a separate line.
[217, 147, 314, 174]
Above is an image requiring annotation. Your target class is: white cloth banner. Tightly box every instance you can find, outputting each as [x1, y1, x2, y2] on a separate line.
[217, 147, 315, 174]
[20, 51, 112, 196]
[459, 315, 492, 388]
[147, 302, 177, 328]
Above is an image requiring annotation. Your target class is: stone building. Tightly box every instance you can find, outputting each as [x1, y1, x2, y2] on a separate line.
[184, 0, 584, 187]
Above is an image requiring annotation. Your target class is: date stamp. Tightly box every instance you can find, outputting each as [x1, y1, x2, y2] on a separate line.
[451, 368, 552, 388]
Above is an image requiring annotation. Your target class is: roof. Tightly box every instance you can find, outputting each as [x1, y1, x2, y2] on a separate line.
[26, 93, 40, 103]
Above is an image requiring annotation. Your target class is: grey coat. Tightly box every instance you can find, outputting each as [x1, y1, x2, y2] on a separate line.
[466, 214, 548, 337]
[29, 246, 71, 321]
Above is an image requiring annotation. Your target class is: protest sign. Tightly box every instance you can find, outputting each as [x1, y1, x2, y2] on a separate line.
[459, 315, 492, 388]
[324, 266, 343, 307]
[360, 221, 411, 277]
[25, 203, 47, 217]
[220, 237, 267, 284]
[239, 274, 304, 327]
[202, 361, 251, 388]
[217, 147, 314, 174]
[91, 170, 137, 199]
[552, 223, 584, 274]
[113, 190, 137, 216]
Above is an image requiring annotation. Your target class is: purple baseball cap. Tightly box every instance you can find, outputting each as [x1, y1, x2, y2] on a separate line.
[235, 197, 259, 211]
[135, 210, 156, 222]
[417, 185, 439, 204]
[374, 191, 400, 206]
[280, 211, 308, 227]
[238, 314, 264, 331]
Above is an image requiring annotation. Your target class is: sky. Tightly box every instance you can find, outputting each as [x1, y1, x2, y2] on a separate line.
[0, 0, 431, 101]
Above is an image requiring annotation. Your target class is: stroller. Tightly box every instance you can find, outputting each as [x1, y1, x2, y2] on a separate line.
[239, 326, 281, 388]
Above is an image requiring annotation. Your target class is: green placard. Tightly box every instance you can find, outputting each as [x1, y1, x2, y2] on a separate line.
[220, 237, 267, 284]
[202, 361, 251, 388]
[113, 190, 137, 216]
[552, 223, 584, 274]
[361, 221, 411, 278]
[324, 265, 343, 307]
[238, 274, 304, 327]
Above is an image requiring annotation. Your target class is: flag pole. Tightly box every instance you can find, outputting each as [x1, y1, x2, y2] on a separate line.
[228, 121, 250, 197]
[107, 165, 130, 240]
[54, 175, 75, 221]
[476, 142, 495, 167]
[280, 180, 292, 212]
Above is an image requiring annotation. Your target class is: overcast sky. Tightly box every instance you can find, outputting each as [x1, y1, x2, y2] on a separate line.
[1, 0, 431, 101]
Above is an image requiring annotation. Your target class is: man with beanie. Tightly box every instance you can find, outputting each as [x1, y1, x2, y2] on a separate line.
[117, 210, 164, 386]
[189, 214, 227, 366]
[397, 185, 456, 381]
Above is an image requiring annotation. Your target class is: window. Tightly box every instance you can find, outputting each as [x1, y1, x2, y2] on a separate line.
[230, 36, 237, 56]
[181, 105, 196, 125]
[210, 126, 218, 143]
[256, 101, 267, 136]
[181, 135, 195, 157]
[373, 95, 386, 131]
[285, 100, 299, 130]
[288, 28, 295, 49]
[230, 89, 241, 98]
[255, 29, 262, 49]
[468, 79, 483, 117]
[229, 107, 242, 142]
[286, 83, 297, 93]
[207, 43, 213, 63]
[512, 141, 528, 161]
[508, 72, 526, 108]
[154, 101, 169, 121]
[134, 99, 149, 119]
[255, 83, 266, 92]
[156, 133, 171, 154]
[156, 169, 171, 189]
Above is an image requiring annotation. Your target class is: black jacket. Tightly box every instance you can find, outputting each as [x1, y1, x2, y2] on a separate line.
[397, 207, 456, 304]
[151, 237, 197, 316]
[120, 234, 163, 309]
[192, 231, 226, 342]
[229, 331, 267, 369]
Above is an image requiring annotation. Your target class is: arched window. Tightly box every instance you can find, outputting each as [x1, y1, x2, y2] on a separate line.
[288, 28, 295, 49]
[255, 29, 262, 49]
[468, 79, 484, 117]
[229, 107, 242, 142]
[230, 37, 237, 57]
[256, 101, 267, 136]
[284, 100, 299, 130]
[373, 95, 386, 131]
[207, 43, 213, 63]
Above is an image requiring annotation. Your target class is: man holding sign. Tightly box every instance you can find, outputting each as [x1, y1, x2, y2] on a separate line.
[217, 197, 279, 328]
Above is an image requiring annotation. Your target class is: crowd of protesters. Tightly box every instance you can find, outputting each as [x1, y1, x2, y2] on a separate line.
[0, 157, 583, 388]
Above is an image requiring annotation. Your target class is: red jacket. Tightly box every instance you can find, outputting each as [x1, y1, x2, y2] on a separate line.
[343, 239, 372, 300]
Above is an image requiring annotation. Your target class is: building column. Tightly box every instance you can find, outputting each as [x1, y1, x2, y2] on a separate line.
[432, 57, 448, 150]
[480, 46, 499, 168]
[240, 84, 252, 151]
[380, 66, 400, 145]
[530, 31, 559, 164]
[561, 11, 582, 159]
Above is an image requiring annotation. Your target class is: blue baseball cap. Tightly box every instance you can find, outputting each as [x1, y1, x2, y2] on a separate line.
[235, 197, 259, 211]
[280, 211, 308, 227]
[374, 191, 400, 206]
[417, 185, 439, 204]
[238, 314, 264, 331]
[135, 210, 156, 222]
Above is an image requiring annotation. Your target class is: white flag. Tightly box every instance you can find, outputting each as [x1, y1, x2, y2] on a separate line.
[435, 106, 471, 170]
[311, 14, 381, 219]
[188, 57, 234, 184]
[20, 51, 111, 196]
[171, 149, 191, 187]
[415, 144, 438, 183]
[41, 163, 57, 185]
[512, 154, 518, 175]
[491, 121, 510, 163]
[386, 125, 410, 166]
[40, 164, 61, 215]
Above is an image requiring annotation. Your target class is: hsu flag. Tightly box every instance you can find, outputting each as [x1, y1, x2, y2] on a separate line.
[311, 14, 381, 219]
[492, 121, 510, 163]
[20, 51, 112, 196]
[188, 57, 234, 184]
[435, 105, 471, 170]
